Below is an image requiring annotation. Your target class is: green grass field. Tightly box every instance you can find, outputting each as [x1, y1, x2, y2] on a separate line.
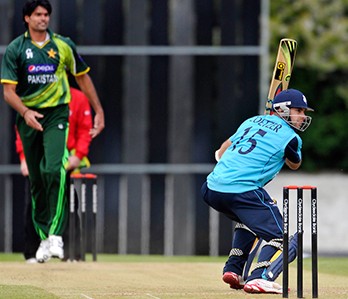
[0, 254, 347, 298]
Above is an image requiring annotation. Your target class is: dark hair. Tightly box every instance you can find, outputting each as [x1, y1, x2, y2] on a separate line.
[22, 0, 52, 29]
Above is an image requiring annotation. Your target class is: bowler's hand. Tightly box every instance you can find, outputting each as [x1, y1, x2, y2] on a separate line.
[90, 112, 105, 138]
[23, 109, 44, 131]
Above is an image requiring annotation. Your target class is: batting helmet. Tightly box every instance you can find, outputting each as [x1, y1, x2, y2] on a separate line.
[272, 89, 314, 112]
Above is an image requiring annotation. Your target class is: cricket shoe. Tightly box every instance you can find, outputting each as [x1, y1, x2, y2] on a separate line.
[36, 239, 51, 263]
[49, 235, 64, 259]
[26, 257, 38, 264]
[222, 272, 245, 289]
[243, 279, 282, 294]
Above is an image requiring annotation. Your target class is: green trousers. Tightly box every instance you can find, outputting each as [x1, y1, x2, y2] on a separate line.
[17, 104, 69, 240]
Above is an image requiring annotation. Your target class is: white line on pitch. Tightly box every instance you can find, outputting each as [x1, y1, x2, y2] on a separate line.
[146, 294, 161, 299]
[81, 294, 94, 299]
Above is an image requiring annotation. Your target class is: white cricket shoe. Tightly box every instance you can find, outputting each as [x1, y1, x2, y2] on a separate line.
[49, 235, 64, 259]
[36, 239, 51, 263]
[26, 257, 38, 264]
[243, 278, 282, 294]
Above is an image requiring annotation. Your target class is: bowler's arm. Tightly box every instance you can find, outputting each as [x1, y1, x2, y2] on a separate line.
[3, 83, 29, 117]
[75, 73, 105, 138]
[3, 83, 43, 131]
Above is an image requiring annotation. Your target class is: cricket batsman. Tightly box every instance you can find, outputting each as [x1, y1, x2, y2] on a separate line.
[201, 89, 313, 294]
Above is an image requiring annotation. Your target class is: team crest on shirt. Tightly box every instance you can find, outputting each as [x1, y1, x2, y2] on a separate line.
[47, 48, 57, 58]
[26, 48, 33, 59]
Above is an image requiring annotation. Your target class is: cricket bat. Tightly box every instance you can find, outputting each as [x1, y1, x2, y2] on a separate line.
[264, 38, 297, 114]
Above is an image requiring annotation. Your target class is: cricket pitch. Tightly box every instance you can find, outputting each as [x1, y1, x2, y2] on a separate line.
[0, 257, 347, 298]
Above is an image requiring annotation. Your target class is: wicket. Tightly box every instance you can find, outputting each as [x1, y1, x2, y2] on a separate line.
[283, 185, 318, 298]
[69, 173, 98, 262]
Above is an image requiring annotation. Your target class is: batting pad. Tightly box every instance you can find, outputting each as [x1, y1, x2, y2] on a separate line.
[263, 233, 298, 281]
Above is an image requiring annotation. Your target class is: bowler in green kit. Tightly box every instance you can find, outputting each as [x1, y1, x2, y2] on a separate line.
[1, 0, 105, 263]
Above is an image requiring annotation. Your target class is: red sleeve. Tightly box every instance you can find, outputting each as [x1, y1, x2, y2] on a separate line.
[68, 88, 92, 160]
[15, 126, 26, 162]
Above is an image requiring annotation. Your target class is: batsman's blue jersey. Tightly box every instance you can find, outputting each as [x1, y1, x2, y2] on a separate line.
[207, 114, 302, 193]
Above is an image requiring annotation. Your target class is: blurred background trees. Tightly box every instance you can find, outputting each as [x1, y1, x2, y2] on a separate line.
[271, 0, 348, 171]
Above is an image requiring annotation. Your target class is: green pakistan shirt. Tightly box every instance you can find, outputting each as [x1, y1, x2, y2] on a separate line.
[0, 29, 89, 108]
